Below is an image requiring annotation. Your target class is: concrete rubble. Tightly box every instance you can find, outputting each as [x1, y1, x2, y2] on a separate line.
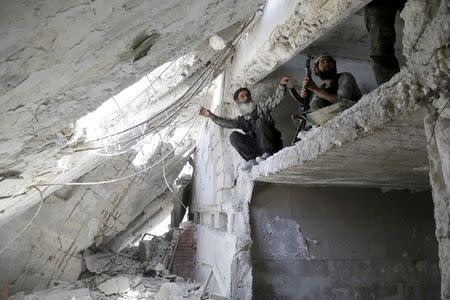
[10, 231, 206, 300]
[97, 276, 131, 296]
[0, 0, 262, 291]
[0, 0, 449, 299]
[193, 0, 449, 299]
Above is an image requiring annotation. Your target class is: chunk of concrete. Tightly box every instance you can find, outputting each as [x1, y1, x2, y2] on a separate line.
[209, 35, 226, 50]
[154, 282, 183, 300]
[11, 288, 93, 300]
[85, 253, 113, 274]
[97, 276, 130, 295]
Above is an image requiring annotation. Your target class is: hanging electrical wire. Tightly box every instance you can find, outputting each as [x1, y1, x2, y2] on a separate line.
[1, 12, 259, 256]
[159, 68, 215, 210]
[79, 10, 256, 147]
[81, 46, 230, 145]
[74, 46, 233, 153]
[33, 47, 232, 187]
[126, 59, 179, 107]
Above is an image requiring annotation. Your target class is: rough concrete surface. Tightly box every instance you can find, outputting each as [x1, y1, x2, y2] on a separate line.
[251, 184, 440, 299]
[229, 0, 372, 87]
[426, 95, 450, 299]
[97, 276, 130, 295]
[0, 0, 266, 293]
[251, 84, 431, 188]
[192, 0, 450, 299]
[0, 0, 449, 298]
[0, 0, 262, 239]
[9, 246, 204, 300]
[0, 142, 190, 293]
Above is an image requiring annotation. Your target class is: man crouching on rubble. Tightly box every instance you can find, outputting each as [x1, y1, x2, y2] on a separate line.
[299, 54, 362, 111]
[199, 76, 291, 172]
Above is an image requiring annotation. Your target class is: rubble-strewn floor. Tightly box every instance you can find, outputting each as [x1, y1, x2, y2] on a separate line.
[10, 246, 204, 300]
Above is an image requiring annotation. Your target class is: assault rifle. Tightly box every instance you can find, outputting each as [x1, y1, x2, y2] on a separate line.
[289, 55, 313, 144]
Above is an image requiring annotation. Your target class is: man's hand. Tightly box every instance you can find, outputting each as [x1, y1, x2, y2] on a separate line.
[199, 106, 213, 118]
[303, 77, 318, 92]
[280, 76, 291, 85]
[300, 87, 308, 98]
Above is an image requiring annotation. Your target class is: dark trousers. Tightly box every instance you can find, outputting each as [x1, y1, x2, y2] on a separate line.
[229, 118, 282, 161]
[364, 0, 406, 85]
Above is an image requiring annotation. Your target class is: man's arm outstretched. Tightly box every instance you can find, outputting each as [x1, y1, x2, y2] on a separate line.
[258, 76, 291, 113]
[199, 106, 240, 129]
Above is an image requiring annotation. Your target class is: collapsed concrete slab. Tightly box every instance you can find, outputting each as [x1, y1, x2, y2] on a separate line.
[9, 245, 203, 300]
[84, 253, 113, 274]
[97, 276, 130, 296]
[0, 0, 448, 298]
[193, 0, 450, 299]
[0, 141, 190, 293]
[0, 1, 264, 267]
[251, 71, 432, 189]
[229, 0, 372, 87]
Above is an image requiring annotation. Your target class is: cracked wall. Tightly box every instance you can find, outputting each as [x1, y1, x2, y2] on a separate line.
[426, 95, 450, 299]
[250, 184, 440, 299]
[192, 0, 450, 299]
[0, 139, 191, 293]
[0, 0, 263, 228]
[229, 0, 371, 87]
[0, 0, 264, 294]
[401, 1, 450, 298]
[0, 0, 448, 298]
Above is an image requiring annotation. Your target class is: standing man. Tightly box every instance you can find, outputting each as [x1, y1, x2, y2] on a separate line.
[364, 0, 407, 85]
[300, 54, 362, 111]
[199, 76, 291, 172]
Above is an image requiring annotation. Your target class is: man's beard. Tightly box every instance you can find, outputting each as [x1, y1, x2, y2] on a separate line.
[317, 67, 337, 80]
[238, 101, 256, 115]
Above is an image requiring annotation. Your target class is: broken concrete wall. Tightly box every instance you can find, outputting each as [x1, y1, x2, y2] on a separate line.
[0, 0, 263, 238]
[0, 39, 217, 228]
[10, 245, 205, 300]
[249, 53, 378, 146]
[229, 0, 372, 87]
[251, 183, 441, 299]
[193, 0, 449, 298]
[191, 72, 246, 296]
[192, 1, 388, 298]
[0, 12, 243, 295]
[425, 96, 450, 299]
[0, 52, 223, 293]
[0, 141, 190, 294]
[399, 0, 450, 298]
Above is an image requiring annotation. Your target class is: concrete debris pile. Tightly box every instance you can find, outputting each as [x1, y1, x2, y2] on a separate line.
[138, 229, 183, 276]
[10, 275, 203, 300]
[10, 243, 204, 300]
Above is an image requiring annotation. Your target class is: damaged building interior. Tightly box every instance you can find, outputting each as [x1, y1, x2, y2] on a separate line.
[0, 0, 449, 299]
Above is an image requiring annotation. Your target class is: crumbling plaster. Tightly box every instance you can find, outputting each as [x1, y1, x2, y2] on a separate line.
[0, 0, 448, 298]
[193, 0, 450, 299]
[228, 0, 372, 87]
[0, 0, 263, 225]
[247, 53, 379, 149]
[0, 0, 266, 294]
[251, 184, 440, 299]
[0, 139, 191, 293]
[426, 93, 450, 299]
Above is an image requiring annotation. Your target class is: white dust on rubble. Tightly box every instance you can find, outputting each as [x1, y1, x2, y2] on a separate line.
[10, 245, 203, 300]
